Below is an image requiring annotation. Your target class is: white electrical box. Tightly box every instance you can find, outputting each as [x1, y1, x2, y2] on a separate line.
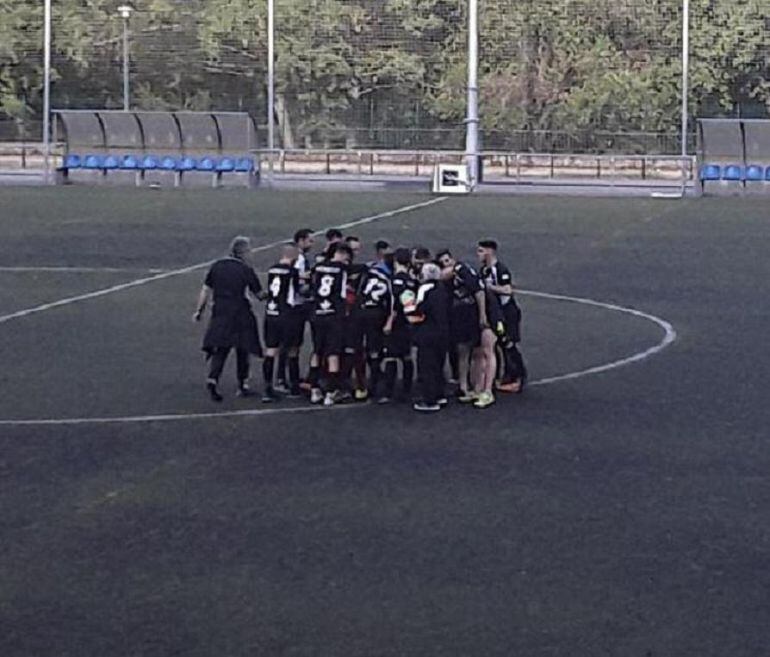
[431, 163, 472, 195]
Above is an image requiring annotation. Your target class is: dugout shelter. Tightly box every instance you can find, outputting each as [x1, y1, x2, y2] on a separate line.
[55, 110, 259, 188]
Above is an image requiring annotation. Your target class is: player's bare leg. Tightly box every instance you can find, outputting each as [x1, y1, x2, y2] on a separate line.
[456, 343, 475, 402]
[474, 329, 497, 409]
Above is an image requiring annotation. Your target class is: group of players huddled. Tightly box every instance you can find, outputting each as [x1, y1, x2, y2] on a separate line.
[194, 228, 527, 412]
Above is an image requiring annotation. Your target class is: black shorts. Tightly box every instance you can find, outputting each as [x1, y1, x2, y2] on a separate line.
[450, 303, 480, 347]
[311, 315, 345, 358]
[383, 324, 412, 359]
[357, 310, 387, 357]
[264, 314, 304, 350]
[503, 302, 522, 344]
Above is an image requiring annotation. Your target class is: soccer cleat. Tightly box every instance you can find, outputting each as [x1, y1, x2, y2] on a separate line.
[354, 388, 369, 402]
[456, 390, 477, 403]
[413, 401, 441, 413]
[207, 381, 223, 403]
[237, 384, 257, 398]
[310, 388, 324, 404]
[273, 381, 290, 394]
[377, 396, 392, 405]
[474, 391, 496, 409]
[323, 392, 336, 407]
[261, 387, 278, 403]
[286, 387, 303, 399]
[437, 397, 449, 407]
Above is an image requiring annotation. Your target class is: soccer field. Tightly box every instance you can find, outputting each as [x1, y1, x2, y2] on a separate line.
[1, 187, 769, 656]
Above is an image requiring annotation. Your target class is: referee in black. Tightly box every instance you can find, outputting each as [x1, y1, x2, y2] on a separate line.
[194, 236, 265, 402]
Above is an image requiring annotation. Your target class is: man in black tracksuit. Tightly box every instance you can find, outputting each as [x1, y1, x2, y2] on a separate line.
[194, 236, 264, 402]
[405, 262, 449, 412]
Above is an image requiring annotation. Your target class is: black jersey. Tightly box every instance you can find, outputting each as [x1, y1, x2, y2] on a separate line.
[265, 263, 299, 317]
[406, 280, 449, 337]
[481, 260, 514, 306]
[204, 257, 262, 307]
[449, 262, 483, 305]
[311, 261, 348, 317]
[391, 271, 418, 324]
[359, 267, 393, 313]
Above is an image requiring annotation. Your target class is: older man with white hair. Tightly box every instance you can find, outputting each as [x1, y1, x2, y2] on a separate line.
[194, 236, 265, 402]
[403, 262, 450, 413]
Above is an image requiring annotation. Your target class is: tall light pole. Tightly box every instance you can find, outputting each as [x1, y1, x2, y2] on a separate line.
[118, 5, 133, 111]
[267, 0, 275, 181]
[43, 0, 52, 184]
[465, 0, 480, 188]
[681, 0, 690, 158]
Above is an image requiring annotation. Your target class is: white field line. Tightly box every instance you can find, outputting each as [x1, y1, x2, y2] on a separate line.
[0, 196, 446, 327]
[0, 266, 168, 274]
[0, 288, 677, 427]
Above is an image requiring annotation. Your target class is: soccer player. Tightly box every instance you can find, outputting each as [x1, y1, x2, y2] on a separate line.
[342, 236, 370, 400]
[316, 228, 343, 264]
[477, 239, 528, 392]
[193, 236, 264, 402]
[355, 258, 394, 398]
[262, 244, 302, 402]
[404, 262, 449, 412]
[380, 247, 417, 403]
[309, 242, 352, 406]
[372, 240, 393, 272]
[275, 228, 315, 393]
[436, 249, 496, 409]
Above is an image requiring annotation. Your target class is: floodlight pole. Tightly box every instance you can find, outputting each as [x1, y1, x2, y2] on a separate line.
[681, 0, 690, 158]
[42, 0, 52, 184]
[118, 6, 133, 111]
[267, 0, 275, 181]
[465, 0, 480, 188]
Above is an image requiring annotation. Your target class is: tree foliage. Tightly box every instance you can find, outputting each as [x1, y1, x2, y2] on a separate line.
[0, 0, 767, 150]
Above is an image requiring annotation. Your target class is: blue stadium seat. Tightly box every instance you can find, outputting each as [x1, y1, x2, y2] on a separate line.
[722, 164, 743, 181]
[765, 167, 770, 182]
[103, 155, 120, 170]
[160, 156, 177, 171]
[699, 164, 721, 181]
[196, 157, 216, 171]
[63, 154, 82, 169]
[141, 155, 158, 170]
[235, 157, 255, 173]
[179, 157, 196, 171]
[216, 157, 236, 172]
[120, 155, 139, 170]
[83, 154, 104, 169]
[745, 165, 764, 181]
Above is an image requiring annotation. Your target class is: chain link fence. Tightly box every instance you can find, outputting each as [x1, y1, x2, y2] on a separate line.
[1, 0, 767, 154]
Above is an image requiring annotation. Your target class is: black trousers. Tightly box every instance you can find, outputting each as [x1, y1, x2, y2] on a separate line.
[416, 338, 446, 405]
[207, 347, 250, 384]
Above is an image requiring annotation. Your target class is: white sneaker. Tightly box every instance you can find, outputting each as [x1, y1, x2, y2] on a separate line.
[323, 392, 335, 407]
[310, 388, 324, 404]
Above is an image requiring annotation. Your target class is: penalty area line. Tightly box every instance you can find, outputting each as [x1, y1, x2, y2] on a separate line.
[0, 196, 447, 327]
[0, 289, 677, 427]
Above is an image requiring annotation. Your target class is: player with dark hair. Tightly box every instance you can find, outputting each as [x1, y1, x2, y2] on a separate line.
[354, 258, 394, 398]
[477, 239, 528, 393]
[411, 246, 431, 279]
[380, 247, 416, 403]
[404, 262, 449, 412]
[262, 244, 302, 402]
[436, 248, 495, 408]
[316, 228, 344, 264]
[194, 236, 265, 402]
[309, 242, 352, 406]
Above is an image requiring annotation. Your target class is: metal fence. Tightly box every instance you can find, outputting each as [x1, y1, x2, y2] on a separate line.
[1, 1, 768, 154]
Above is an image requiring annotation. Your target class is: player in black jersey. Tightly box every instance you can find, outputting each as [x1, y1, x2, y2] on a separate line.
[315, 228, 344, 265]
[380, 247, 416, 403]
[261, 245, 302, 402]
[404, 262, 450, 412]
[477, 239, 528, 393]
[194, 236, 265, 402]
[309, 243, 352, 406]
[341, 236, 370, 400]
[437, 249, 493, 406]
[353, 261, 393, 398]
